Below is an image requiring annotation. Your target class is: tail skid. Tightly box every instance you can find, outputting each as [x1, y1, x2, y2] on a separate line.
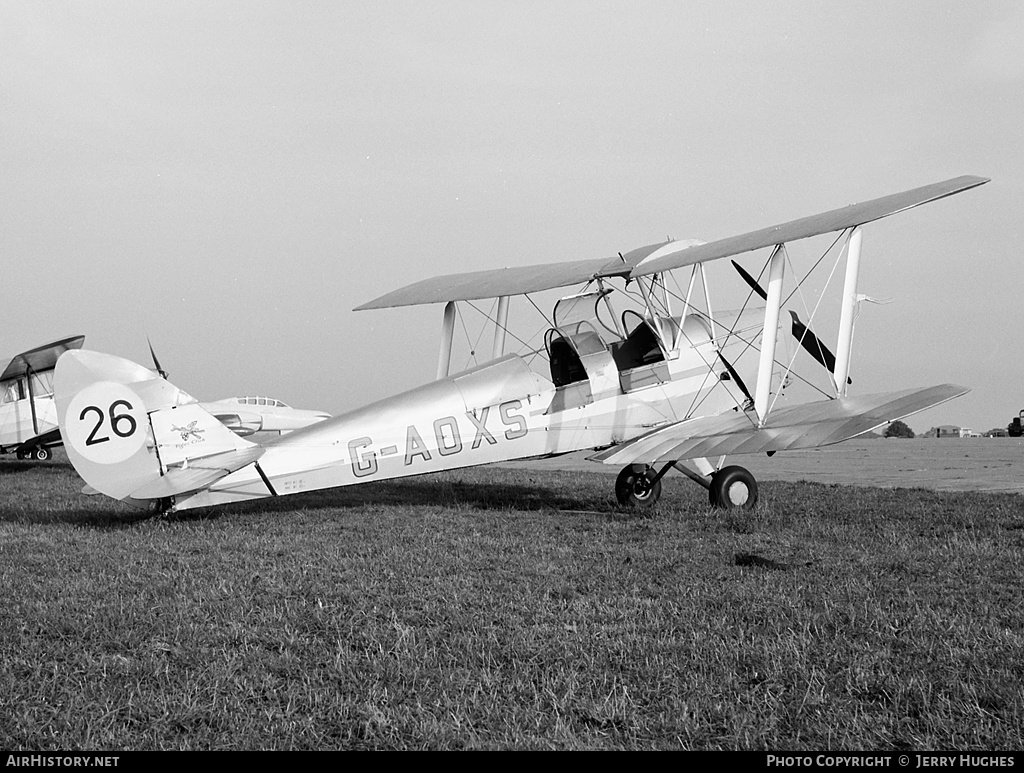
[55, 350, 261, 507]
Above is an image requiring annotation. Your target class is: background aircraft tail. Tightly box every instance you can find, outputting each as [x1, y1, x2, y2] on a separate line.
[55, 350, 260, 508]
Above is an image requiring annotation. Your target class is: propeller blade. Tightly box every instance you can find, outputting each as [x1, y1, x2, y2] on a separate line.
[789, 311, 851, 385]
[732, 260, 767, 301]
[719, 353, 755, 409]
[147, 337, 169, 379]
[733, 260, 851, 385]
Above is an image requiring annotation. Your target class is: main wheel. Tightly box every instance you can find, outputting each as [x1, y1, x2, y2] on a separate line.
[615, 464, 662, 508]
[709, 465, 758, 509]
[33, 446, 51, 462]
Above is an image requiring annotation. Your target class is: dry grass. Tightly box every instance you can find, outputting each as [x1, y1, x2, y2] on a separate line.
[1, 454, 1022, 749]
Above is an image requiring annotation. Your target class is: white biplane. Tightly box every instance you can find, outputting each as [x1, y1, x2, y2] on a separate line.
[1, 335, 85, 461]
[54, 176, 987, 512]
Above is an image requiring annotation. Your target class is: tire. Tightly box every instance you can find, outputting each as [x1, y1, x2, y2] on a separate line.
[615, 464, 662, 508]
[709, 465, 758, 509]
[33, 446, 52, 462]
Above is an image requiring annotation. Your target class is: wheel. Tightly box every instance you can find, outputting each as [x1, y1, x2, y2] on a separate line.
[33, 446, 52, 462]
[16, 449, 28, 460]
[709, 465, 758, 509]
[615, 464, 662, 508]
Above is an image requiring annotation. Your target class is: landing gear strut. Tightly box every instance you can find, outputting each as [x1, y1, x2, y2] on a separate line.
[615, 464, 662, 508]
[709, 465, 758, 509]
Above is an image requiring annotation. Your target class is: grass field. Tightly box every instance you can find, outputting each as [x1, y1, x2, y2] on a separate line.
[1, 453, 1022, 750]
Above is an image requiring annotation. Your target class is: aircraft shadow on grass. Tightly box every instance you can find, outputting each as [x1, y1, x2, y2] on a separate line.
[0, 461, 43, 475]
[173, 471, 623, 521]
[6, 462, 623, 527]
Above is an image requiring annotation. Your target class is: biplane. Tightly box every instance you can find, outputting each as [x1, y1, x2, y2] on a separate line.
[1, 335, 85, 461]
[54, 175, 987, 512]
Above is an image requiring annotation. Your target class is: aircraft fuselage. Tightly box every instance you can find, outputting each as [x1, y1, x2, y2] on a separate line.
[175, 320, 751, 510]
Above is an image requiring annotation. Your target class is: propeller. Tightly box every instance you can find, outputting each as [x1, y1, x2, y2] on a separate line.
[731, 260, 850, 385]
[788, 310, 849, 384]
[732, 260, 768, 302]
[147, 337, 169, 379]
[719, 353, 755, 410]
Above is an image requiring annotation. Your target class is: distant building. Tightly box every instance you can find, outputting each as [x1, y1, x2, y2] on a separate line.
[985, 427, 1009, 437]
[925, 425, 961, 438]
[959, 427, 981, 438]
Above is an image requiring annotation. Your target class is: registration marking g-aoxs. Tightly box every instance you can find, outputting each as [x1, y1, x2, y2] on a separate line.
[347, 400, 529, 478]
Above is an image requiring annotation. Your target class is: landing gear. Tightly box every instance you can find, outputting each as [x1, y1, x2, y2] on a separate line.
[615, 464, 662, 508]
[151, 497, 175, 516]
[613, 461, 758, 511]
[709, 465, 758, 509]
[33, 446, 51, 462]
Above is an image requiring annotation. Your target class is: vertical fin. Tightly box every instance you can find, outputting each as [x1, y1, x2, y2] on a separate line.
[55, 350, 256, 507]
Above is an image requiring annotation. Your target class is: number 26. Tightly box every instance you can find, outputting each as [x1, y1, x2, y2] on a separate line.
[80, 400, 138, 446]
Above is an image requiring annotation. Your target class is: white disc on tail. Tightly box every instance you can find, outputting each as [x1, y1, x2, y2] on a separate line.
[64, 382, 148, 465]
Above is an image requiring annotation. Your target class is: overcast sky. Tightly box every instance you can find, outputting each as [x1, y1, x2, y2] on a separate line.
[2, 1, 1022, 433]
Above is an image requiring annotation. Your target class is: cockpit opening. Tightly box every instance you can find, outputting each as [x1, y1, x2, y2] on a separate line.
[610, 310, 665, 371]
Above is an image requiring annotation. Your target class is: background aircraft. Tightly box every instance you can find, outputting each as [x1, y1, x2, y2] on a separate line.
[197, 396, 331, 439]
[1, 335, 85, 461]
[146, 340, 331, 439]
[53, 176, 987, 513]
[0, 335, 329, 465]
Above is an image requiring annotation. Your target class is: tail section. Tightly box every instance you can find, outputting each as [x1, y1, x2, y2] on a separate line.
[55, 350, 261, 508]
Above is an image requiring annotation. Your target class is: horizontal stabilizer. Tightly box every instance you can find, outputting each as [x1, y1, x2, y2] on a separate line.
[149, 402, 258, 468]
[590, 384, 968, 466]
[130, 446, 265, 500]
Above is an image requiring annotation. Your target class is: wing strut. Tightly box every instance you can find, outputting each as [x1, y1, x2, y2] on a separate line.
[637, 276, 668, 353]
[833, 227, 863, 395]
[754, 245, 785, 424]
[492, 296, 509, 359]
[26, 365, 39, 436]
[437, 301, 456, 380]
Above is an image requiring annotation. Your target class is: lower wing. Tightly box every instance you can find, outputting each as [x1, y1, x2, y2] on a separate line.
[590, 384, 968, 465]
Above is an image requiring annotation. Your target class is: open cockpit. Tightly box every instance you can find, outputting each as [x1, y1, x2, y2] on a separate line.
[542, 287, 722, 411]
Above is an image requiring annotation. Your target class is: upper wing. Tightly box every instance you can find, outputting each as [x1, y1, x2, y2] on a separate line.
[354, 176, 988, 311]
[589, 384, 968, 465]
[355, 239, 713, 310]
[1, 335, 85, 381]
[624, 175, 989, 277]
[354, 256, 615, 310]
